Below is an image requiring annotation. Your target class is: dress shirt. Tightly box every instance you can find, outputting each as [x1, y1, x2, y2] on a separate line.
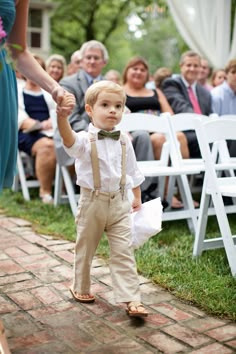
[63, 123, 144, 192]
[84, 72, 102, 86]
[181, 76, 198, 96]
[211, 81, 236, 115]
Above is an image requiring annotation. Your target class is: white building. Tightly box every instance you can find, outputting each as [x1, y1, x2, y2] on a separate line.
[28, 0, 56, 59]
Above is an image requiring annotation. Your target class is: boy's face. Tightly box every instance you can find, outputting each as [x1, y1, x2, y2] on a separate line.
[86, 91, 124, 131]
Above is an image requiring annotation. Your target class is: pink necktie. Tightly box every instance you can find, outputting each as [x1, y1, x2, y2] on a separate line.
[188, 86, 202, 114]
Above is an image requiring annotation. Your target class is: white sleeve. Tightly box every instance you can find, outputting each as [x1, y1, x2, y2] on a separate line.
[121, 132, 145, 188]
[17, 83, 29, 130]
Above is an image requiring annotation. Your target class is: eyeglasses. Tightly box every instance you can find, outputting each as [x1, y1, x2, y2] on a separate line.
[83, 55, 103, 61]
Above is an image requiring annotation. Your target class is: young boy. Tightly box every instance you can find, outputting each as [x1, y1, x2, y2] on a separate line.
[57, 81, 148, 317]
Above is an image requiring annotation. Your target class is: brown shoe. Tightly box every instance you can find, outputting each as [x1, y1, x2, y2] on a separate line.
[126, 302, 148, 317]
[70, 288, 95, 303]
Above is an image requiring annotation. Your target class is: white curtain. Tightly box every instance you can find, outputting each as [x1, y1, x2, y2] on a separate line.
[166, 0, 236, 68]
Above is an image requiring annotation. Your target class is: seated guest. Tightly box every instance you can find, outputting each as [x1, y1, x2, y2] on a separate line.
[123, 56, 190, 208]
[198, 57, 212, 91]
[67, 49, 82, 76]
[46, 54, 67, 83]
[162, 50, 212, 158]
[123, 56, 189, 161]
[211, 68, 226, 87]
[54, 40, 109, 168]
[211, 59, 236, 156]
[154, 67, 172, 88]
[18, 55, 56, 203]
[104, 69, 121, 85]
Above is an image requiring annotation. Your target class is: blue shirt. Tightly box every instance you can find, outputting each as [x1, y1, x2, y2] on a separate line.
[84, 72, 102, 86]
[211, 81, 236, 115]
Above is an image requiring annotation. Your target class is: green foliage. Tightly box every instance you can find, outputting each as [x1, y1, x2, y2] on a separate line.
[231, 0, 236, 42]
[0, 189, 76, 240]
[129, 13, 188, 74]
[1, 189, 236, 320]
[50, 0, 149, 61]
[49, 0, 188, 72]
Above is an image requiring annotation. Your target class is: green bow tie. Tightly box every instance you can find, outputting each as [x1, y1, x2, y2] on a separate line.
[98, 130, 120, 140]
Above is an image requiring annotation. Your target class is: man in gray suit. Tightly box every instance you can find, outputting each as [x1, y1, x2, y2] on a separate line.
[162, 50, 212, 157]
[54, 40, 157, 201]
[54, 40, 108, 165]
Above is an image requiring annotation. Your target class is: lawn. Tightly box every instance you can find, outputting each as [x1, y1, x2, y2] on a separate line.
[0, 189, 236, 321]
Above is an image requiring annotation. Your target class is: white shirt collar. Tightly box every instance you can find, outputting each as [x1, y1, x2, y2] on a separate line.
[181, 76, 197, 90]
[88, 123, 118, 133]
[84, 73, 102, 85]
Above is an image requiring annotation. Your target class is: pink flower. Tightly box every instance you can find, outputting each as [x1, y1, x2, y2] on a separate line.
[0, 16, 7, 42]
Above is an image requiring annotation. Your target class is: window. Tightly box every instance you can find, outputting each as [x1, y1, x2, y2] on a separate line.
[27, 9, 42, 48]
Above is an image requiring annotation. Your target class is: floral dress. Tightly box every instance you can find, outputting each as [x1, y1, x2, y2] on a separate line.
[0, 0, 17, 192]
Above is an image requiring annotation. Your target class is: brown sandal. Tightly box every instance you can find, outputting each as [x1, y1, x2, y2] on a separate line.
[70, 288, 95, 303]
[126, 302, 148, 317]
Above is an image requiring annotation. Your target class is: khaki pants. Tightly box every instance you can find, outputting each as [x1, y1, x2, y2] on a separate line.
[72, 188, 141, 303]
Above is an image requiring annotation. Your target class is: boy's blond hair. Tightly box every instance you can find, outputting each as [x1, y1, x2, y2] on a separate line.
[85, 80, 126, 107]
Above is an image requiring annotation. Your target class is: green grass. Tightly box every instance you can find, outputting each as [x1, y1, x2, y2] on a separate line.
[1, 189, 236, 320]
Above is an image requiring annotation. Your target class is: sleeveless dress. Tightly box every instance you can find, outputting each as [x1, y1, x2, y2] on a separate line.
[18, 90, 51, 155]
[0, 0, 17, 192]
[126, 90, 161, 115]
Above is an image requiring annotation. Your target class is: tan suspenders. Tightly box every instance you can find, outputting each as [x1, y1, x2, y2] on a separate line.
[89, 133, 126, 198]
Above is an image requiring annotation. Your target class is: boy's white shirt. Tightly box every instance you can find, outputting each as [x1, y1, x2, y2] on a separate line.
[63, 123, 145, 192]
[17, 82, 56, 129]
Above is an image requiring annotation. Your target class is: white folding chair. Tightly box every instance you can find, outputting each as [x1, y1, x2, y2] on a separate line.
[12, 150, 40, 201]
[118, 113, 202, 234]
[165, 112, 236, 216]
[164, 112, 207, 196]
[53, 157, 80, 217]
[192, 118, 236, 277]
[218, 115, 236, 178]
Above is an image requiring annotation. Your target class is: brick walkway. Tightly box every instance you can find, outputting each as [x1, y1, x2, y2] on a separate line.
[0, 212, 236, 354]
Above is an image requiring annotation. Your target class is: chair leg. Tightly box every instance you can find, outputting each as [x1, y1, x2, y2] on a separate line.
[193, 191, 210, 256]
[158, 176, 166, 201]
[11, 175, 19, 192]
[177, 174, 197, 235]
[61, 166, 78, 216]
[212, 193, 236, 277]
[17, 152, 30, 201]
[0, 320, 11, 354]
[54, 164, 63, 206]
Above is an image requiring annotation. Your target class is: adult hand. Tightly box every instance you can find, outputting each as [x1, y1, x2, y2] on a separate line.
[52, 86, 75, 115]
[41, 119, 52, 130]
[56, 92, 76, 119]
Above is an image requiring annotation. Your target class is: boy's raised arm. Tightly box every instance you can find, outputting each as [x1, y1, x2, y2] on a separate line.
[57, 95, 76, 148]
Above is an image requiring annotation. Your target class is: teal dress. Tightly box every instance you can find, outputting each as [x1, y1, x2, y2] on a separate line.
[0, 0, 17, 192]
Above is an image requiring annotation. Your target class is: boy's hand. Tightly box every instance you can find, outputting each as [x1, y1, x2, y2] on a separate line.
[132, 197, 142, 212]
[57, 92, 75, 118]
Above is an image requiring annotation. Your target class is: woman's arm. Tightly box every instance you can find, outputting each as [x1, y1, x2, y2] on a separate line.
[156, 88, 174, 114]
[8, 0, 74, 109]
